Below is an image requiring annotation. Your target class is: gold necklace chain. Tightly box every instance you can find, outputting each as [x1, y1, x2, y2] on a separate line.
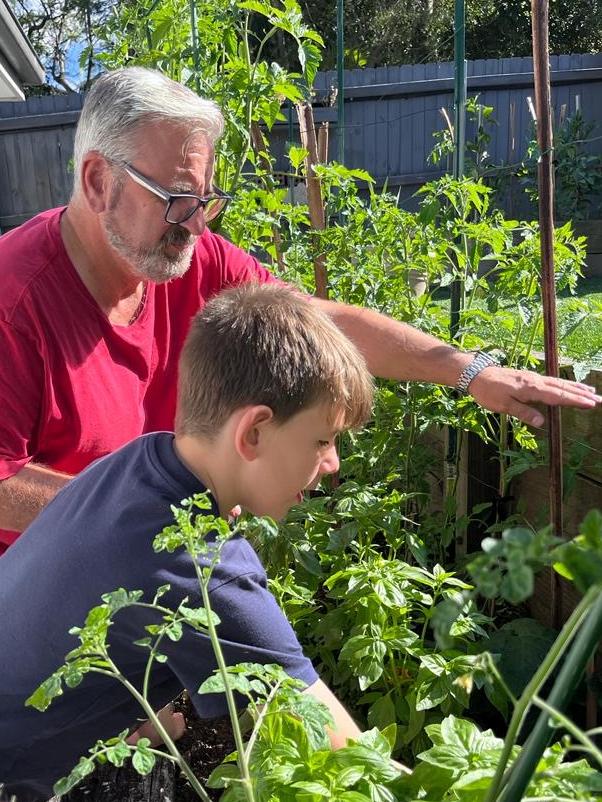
[128, 283, 148, 326]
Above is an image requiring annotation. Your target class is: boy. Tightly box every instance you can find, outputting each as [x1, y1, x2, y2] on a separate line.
[0, 283, 374, 801]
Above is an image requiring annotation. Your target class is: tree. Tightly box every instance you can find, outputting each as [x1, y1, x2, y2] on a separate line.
[297, 0, 602, 69]
[463, 0, 602, 61]
[9, 0, 115, 91]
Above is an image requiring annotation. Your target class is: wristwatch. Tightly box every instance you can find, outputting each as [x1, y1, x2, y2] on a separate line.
[455, 351, 499, 396]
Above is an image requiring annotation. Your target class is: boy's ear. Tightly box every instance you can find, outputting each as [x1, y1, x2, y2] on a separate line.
[234, 405, 274, 462]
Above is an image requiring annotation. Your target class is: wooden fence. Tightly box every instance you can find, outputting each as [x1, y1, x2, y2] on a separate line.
[0, 92, 84, 230]
[1, 53, 602, 232]
[295, 52, 602, 212]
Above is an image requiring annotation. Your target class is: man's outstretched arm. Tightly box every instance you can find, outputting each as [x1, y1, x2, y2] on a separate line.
[316, 299, 601, 427]
[0, 464, 71, 532]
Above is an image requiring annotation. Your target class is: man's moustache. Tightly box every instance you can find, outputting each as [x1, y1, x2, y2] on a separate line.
[163, 227, 194, 247]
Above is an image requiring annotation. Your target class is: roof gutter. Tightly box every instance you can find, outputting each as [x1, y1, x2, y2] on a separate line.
[0, 0, 45, 86]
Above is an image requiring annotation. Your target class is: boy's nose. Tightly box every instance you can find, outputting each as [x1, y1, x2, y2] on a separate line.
[320, 444, 340, 475]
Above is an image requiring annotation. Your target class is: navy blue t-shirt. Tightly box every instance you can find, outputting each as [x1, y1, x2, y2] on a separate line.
[0, 433, 317, 800]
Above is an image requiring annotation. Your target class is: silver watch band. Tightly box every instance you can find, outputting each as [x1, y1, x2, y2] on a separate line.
[455, 351, 499, 396]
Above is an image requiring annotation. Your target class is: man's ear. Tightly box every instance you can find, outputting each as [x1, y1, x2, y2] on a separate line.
[234, 405, 274, 462]
[79, 151, 113, 213]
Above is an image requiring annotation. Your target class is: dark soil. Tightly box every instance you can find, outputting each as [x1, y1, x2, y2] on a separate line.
[63, 694, 235, 802]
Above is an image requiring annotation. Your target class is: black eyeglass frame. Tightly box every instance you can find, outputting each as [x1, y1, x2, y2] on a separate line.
[120, 162, 232, 225]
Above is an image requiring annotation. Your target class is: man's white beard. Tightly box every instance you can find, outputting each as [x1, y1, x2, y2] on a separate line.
[105, 216, 195, 283]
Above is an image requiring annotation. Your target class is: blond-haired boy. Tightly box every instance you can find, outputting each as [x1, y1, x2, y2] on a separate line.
[0, 283, 374, 800]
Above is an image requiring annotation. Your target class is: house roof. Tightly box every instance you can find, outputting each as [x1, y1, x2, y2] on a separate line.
[0, 0, 45, 100]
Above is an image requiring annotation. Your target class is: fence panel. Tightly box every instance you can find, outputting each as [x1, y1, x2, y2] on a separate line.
[0, 93, 84, 230]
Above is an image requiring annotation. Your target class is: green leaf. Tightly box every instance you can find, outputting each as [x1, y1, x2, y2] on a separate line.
[26, 672, 64, 711]
[367, 693, 396, 731]
[417, 744, 468, 771]
[101, 588, 144, 613]
[132, 740, 156, 774]
[207, 761, 242, 789]
[451, 767, 495, 790]
[288, 145, 309, 170]
[440, 716, 480, 752]
[180, 605, 220, 629]
[291, 780, 330, 794]
[106, 740, 131, 767]
[53, 757, 96, 795]
[500, 564, 533, 604]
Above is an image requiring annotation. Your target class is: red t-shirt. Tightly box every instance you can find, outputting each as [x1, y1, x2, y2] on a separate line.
[0, 208, 274, 548]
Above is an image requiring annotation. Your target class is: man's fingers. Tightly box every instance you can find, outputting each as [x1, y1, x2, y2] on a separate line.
[470, 367, 601, 421]
[528, 377, 601, 407]
[503, 400, 545, 428]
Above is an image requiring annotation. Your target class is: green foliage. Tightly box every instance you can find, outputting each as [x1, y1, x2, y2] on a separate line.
[26, 493, 233, 798]
[519, 111, 602, 221]
[96, 0, 323, 193]
[402, 715, 602, 802]
[252, 486, 500, 760]
[210, 722, 403, 801]
[275, 0, 602, 70]
[474, 618, 558, 698]
[24, 482, 602, 802]
[554, 509, 602, 593]
[429, 96, 499, 184]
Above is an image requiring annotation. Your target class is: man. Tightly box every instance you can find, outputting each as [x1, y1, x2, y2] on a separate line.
[0, 66, 599, 550]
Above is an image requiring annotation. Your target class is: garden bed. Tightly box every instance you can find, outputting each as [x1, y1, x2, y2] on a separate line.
[63, 696, 234, 802]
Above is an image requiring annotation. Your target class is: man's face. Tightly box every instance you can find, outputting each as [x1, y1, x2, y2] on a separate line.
[103, 123, 215, 283]
[244, 403, 343, 521]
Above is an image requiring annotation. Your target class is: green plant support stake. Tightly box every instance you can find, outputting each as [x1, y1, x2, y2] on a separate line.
[500, 589, 602, 802]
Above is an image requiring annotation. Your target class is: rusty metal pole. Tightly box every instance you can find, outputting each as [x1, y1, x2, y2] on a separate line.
[531, 0, 563, 625]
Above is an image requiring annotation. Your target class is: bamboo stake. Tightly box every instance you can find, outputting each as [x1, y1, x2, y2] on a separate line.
[317, 122, 329, 166]
[531, 0, 563, 630]
[296, 101, 329, 299]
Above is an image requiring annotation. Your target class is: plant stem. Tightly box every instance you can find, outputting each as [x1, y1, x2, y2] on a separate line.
[484, 652, 517, 706]
[196, 567, 255, 802]
[524, 309, 542, 364]
[482, 585, 597, 802]
[243, 679, 283, 763]
[500, 587, 602, 802]
[531, 694, 602, 770]
[110, 661, 212, 802]
[498, 413, 508, 498]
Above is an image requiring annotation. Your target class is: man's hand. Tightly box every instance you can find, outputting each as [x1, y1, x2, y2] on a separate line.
[469, 366, 602, 427]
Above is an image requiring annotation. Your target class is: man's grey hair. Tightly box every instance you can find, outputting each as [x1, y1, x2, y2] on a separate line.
[72, 67, 224, 194]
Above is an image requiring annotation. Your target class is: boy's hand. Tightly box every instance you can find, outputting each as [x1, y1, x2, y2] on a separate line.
[127, 702, 186, 747]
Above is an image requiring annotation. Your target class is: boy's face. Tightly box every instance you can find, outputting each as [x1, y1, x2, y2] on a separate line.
[245, 402, 342, 521]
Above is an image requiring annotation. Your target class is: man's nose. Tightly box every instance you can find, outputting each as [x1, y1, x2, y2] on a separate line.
[320, 444, 340, 476]
[179, 208, 206, 235]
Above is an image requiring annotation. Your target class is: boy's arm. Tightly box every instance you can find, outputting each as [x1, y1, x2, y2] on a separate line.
[303, 677, 362, 748]
[303, 678, 411, 773]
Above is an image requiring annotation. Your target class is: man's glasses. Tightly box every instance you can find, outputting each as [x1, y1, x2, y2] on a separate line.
[121, 162, 231, 225]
